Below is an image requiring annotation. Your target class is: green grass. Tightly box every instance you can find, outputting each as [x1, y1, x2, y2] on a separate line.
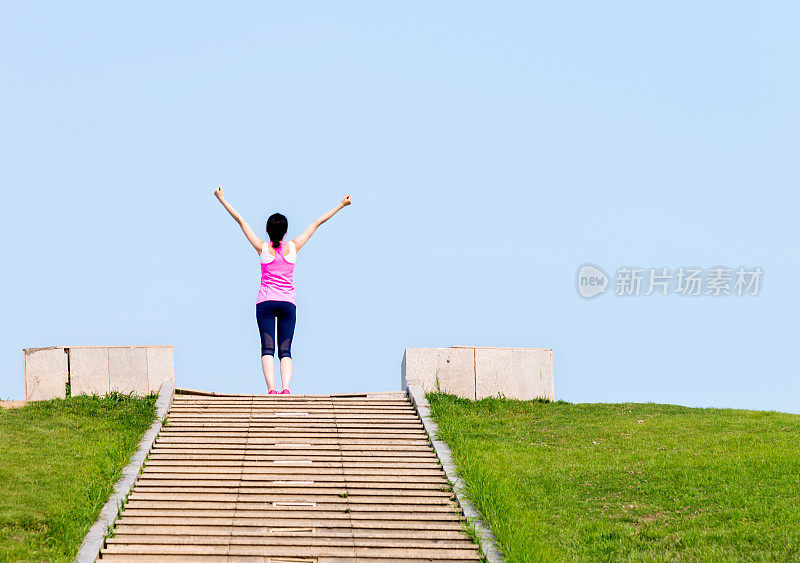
[427, 393, 800, 562]
[0, 393, 157, 561]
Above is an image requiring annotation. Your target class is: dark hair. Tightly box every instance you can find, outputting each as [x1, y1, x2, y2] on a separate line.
[266, 213, 288, 248]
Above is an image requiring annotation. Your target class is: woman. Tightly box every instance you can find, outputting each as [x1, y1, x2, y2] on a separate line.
[214, 186, 351, 394]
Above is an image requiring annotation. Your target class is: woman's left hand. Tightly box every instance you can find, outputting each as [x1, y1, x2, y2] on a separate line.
[341, 194, 352, 207]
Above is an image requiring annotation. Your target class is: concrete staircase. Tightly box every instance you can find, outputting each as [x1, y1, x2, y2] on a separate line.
[99, 390, 482, 561]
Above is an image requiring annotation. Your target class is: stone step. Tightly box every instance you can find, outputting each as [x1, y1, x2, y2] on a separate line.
[137, 473, 447, 482]
[158, 428, 425, 434]
[168, 406, 417, 412]
[150, 446, 435, 453]
[166, 412, 420, 418]
[172, 399, 413, 404]
[141, 461, 443, 469]
[173, 396, 409, 400]
[145, 454, 439, 462]
[119, 508, 463, 519]
[140, 466, 445, 474]
[107, 535, 476, 549]
[100, 392, 481, 561]
[169, 401, 408, 405]
[147, 452, 437, 458]
[123, 503, 460, 514]
[127, 493, 456, 504]
[168, 409, 416, 414]
[100, 556, 478, 563]
[154, 440, 433, 449]
[156, 433, 429, 440]
[164, 418, 422, 423]
[136, 476, 447, 489]
[167, 411, 418, 417]
[163, 420, 424, 425]
[133, 484, 450, 494]
[166, 415, 413, 420]
[168, 408, 417, 413]
[153, 438, 431, 445]
[168, 407, 418, 414]
[116, 516, 466, 530]
[127, 488, 455, 498]
[154, 440, 432, 448]
[160, 426, 427, 433]
[100, 556, 477, 563]
[166, 411, 420, 416]
[113, 525, 469, 540]
[169, 400, 413, 404]
[156, 433, 429, 441]
[170, 401, 414, 411]
[101, 543, 481, 560]
[174, 395, 413, 399]
[149, 446, 437, 455]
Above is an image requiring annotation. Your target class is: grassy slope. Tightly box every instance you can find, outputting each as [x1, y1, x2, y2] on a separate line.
[428, 393, 800, 562]
[0, 393, 157, 561]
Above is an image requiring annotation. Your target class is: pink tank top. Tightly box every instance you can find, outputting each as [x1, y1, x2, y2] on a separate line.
[257, 241, 296, 305]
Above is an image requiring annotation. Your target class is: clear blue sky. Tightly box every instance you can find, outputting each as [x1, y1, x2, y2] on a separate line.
[2, 3, 798, 413]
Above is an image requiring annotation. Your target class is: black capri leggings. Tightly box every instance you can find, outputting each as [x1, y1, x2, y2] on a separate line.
[256, 300, 297, 359]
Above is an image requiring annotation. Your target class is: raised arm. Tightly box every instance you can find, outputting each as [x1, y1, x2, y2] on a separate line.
[214, 186, 264, 254]
[292, 194, 352, 252]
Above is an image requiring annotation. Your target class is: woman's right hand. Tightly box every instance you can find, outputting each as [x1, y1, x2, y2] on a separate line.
[214, 185, 224, 201]
[341, 194, 352, 207]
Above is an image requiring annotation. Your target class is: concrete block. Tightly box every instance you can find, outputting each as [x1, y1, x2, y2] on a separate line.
[109, 347, 149, 395]
[146, 346, 174, 392]
[475, 347, 554, 401]
[24, 347, 68, 400]
[401, 348, 476, 399]
[401, 348, 436, 390]
[435, 348, 476, 399]
[70, 347, 110, 396]
[402, 346, 555, 402]
[24, 344, 173, 400]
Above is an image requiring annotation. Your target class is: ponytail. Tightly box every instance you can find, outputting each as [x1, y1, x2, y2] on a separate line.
[266, 213, 288, 249]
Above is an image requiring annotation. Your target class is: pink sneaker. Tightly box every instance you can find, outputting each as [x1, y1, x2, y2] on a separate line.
[268, 389, 278, 395]
[280, 389, 291, 394]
